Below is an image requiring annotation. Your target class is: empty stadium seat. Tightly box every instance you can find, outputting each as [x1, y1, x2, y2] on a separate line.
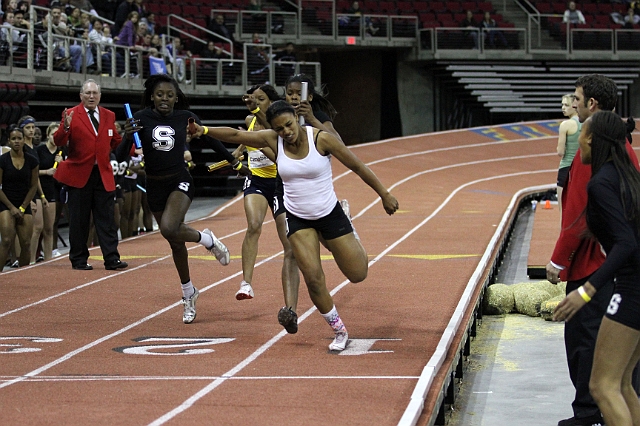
[4, 83, 17, 102]
[7, 102, 23, 124]
[0, 103, 11, 125]
[14, 84, 27, 102]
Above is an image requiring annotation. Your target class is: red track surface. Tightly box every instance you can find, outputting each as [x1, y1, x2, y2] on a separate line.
[1, 121, 599, 425]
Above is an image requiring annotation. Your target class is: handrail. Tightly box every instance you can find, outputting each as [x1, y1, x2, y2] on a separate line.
[166, 14, 234, 58]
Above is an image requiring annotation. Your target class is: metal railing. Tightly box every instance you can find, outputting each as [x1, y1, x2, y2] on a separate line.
[4, 3, 640, 92]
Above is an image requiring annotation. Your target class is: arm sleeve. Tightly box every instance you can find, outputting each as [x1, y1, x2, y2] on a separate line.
[52, 116, 69, 147]
[588, 177, 638, 290]
[191, 113, 236, 164]
[550, 155, 590, 266]
[206, 136, 237, 164]
[115, 135, 134, 163]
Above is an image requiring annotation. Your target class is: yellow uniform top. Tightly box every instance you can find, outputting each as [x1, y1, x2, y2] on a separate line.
[247, 116, 277, 178]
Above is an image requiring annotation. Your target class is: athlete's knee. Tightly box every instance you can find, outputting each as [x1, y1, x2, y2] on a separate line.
[347, 267, 368, 283]
[245, 219, 263, 237]
[159, 223, 180, 241]
[589, 376, 607, 404]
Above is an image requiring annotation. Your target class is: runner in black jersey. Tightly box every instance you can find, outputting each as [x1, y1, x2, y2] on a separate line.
[118, 73, 238, 324]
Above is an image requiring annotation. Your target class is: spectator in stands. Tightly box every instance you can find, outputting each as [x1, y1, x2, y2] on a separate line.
[133, 0, 146, 19]
[208, 14, 235, 45]
[93, 0, 117, 22]
[67, 6, 81, 29]
[149, 33, 161, 51]
[35, 6, 94, 73]
[460, 9, 479, 49]
[15, 0, 28, 19]
[1, 10, 27, 53]
[480, 11, 508, 48]
[115, 11, 139, 46]
[247, 33, 269, 85]
[68, 0, 97, 16]
[563, 1, 586, 25]
[201, 40, 223, 60]
[624, 7, 640, 28]
[88, 18, 117, 75]
[144, 12, 155, 36]
[114, 10, 141, 77]
[112, 0, 135, 36]
[199, 40, 223, 84]
[0, 125, 38, 270]
[342, 1, 379, 36]
[4, 0, 18, 14]
[135, 18, 148, 43]
[163, 36, 191, 82]
[274, 42, 296, 85]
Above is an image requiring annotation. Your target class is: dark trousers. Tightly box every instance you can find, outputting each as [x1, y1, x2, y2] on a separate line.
[565, 276, 613, 419]
[67, 166, 119, 267]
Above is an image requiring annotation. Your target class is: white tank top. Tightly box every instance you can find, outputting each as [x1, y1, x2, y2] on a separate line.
[276, 126, 337, 220]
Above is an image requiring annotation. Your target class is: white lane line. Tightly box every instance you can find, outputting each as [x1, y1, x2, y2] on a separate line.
[1, 151, 557, 419]
[0, 375, 420, 382]
[149, 163, 557, 425]
[1, 137, 551, 318]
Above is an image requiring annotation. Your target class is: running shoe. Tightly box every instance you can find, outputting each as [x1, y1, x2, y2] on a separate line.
[329, 331, 349, 351]
[202, 228, 230, 265]
[278, 306, 298, 334]
[235, 280, 254, 300]
[182, 287, 199, 324]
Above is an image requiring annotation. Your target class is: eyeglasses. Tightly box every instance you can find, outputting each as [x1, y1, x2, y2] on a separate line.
[82, 91, 100, 96]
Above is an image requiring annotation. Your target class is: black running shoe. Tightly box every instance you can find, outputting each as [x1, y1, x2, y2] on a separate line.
[278, 307, 298, 334]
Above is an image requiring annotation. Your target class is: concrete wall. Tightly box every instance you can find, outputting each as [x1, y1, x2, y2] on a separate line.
[320, 50, 383, 144]
[397, 62, 435, 136]
[319, 50, 435, 144]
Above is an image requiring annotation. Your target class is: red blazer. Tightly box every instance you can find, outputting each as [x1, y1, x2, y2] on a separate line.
[551, 142, 639, 281]
[53, 104, 122, 191]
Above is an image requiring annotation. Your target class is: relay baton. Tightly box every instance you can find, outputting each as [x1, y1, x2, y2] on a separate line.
[299, 82, 308, 125]
[124, 103, 142, 149]
[208, 155, 244, 172]
[53, 150, 62, 168]
[188, 117, 197, 135]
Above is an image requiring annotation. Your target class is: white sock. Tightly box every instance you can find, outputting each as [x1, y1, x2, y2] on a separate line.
[198, 230, 214, 248]
[181, 280, 195, 298]
[321, 305, 347, 334]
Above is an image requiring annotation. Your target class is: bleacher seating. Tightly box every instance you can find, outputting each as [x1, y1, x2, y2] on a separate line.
[141, 0, 514, 36]
[0, 82, 35, 126]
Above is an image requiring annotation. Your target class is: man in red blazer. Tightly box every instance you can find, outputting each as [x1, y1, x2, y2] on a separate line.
[546, 74, 638, 426]
[53, 79, 128, 271]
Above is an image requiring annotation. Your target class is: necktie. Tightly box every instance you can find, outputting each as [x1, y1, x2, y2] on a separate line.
[88, 109, 99, 132]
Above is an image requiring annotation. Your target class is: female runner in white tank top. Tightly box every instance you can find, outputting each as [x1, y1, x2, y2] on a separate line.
[195, 100, 399, 352]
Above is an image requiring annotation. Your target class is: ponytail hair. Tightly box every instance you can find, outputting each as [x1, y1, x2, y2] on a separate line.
[588, 111, 640, 230]
[247, 84, 281, 102]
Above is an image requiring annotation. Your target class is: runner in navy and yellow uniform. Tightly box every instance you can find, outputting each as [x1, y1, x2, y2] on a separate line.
[119, 73, 240, 324]
[231, 84, 299, 308]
